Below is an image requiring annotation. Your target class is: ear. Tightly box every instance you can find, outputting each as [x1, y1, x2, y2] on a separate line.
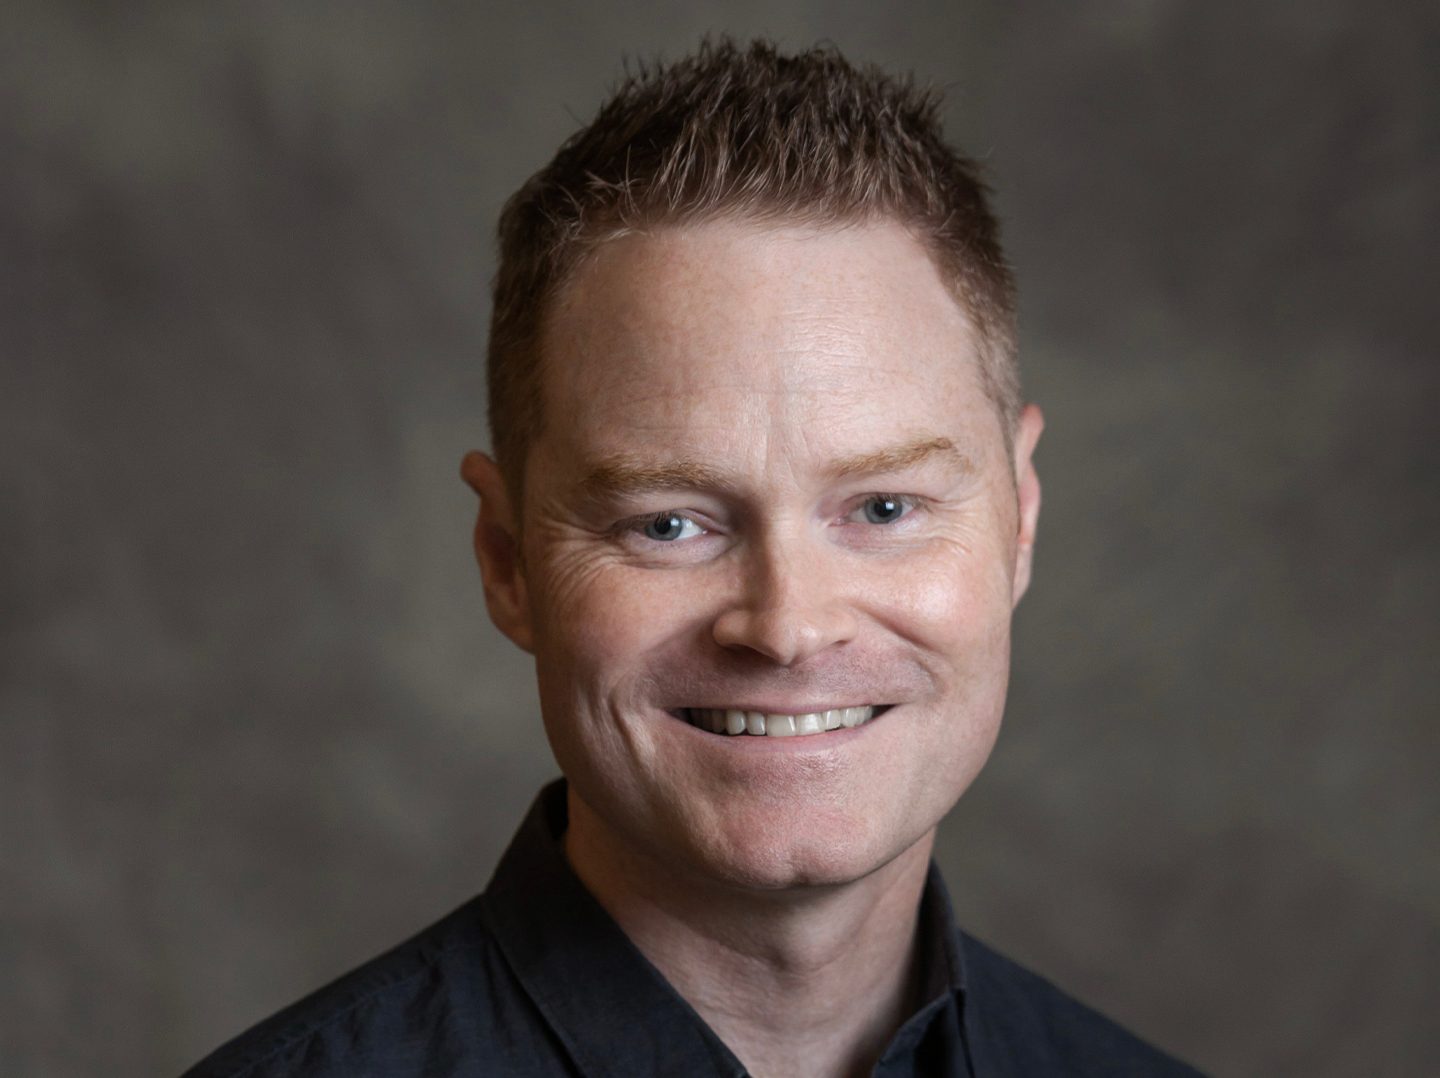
[1010, 403, 1044, 606]
[460, 451, 535, 653]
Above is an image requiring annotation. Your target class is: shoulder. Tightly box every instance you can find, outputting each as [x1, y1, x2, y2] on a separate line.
[961, 932, 1202, 1077]
[180, 896, 564, 1078]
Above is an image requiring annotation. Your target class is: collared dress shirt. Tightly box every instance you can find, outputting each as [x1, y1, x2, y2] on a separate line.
[183, 782, 1201, 1077]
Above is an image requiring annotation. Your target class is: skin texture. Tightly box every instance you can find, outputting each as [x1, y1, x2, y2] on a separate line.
[463, 219, 1042, 1076]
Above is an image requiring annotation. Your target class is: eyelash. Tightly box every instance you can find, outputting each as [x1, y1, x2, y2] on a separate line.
[617, 493, 926, 544]
[846, 493, 922, 526]
[634, 511, 706, 542]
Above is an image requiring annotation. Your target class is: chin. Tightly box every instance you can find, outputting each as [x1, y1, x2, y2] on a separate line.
[686, 810, 925, 894]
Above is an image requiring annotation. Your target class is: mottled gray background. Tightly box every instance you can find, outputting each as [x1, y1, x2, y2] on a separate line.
[4, 2, 1437, 1076]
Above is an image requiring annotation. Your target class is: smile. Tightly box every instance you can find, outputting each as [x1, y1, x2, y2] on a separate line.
[676, 706, 884, 738]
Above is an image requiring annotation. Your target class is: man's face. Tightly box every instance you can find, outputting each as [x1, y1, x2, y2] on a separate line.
[473, 219, 1041, 892]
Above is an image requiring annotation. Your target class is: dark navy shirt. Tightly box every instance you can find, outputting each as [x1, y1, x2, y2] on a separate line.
[183, 782, 1200, 1077]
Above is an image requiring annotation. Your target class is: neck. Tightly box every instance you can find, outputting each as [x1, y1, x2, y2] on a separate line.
[564, 791, 934, 1078]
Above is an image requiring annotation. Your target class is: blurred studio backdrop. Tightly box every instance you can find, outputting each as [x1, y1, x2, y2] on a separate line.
[5, 3, 1438, 1076]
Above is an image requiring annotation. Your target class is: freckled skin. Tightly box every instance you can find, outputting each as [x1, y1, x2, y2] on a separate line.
[468, 219, 1042, 895]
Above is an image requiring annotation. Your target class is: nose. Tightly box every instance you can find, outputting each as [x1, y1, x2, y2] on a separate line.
[711, 529, 859, 667]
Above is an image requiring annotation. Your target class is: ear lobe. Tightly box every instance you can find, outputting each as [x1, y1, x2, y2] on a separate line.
[460, 451, 535, 653]
[1010, 404, 1044, 606]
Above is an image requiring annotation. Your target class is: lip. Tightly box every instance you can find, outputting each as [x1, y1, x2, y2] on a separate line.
[665, 709, 892, 754]
[666, 703, 892, 719]
[663, 704, 895, 744]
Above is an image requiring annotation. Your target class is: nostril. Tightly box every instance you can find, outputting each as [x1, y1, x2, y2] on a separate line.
[711, 605, 859, 668]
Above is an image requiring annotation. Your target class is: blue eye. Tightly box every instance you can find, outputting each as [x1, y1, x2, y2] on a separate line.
[860, 495, 908, 524]
[642, 512, 704, 542]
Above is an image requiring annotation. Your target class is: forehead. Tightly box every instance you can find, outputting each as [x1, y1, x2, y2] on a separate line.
[535, 219, 996, 472]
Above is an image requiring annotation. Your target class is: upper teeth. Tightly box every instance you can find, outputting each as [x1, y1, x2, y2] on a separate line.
[683, 707, 876, 737]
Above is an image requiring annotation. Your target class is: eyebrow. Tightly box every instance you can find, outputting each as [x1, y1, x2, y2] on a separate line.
[579, 458, 735, 501]
[578, 437, 969, 501]
[823, 437, 971, 481]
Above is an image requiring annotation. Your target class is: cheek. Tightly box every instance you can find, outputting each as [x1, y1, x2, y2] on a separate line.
[530, 555, 695, 702]
[530, 566, 655, 796]
[874, 552, 1013, 810]
[876, 539, 1015, 657]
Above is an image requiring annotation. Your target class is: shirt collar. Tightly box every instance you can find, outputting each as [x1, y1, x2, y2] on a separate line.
[482, 780, 969, 1077]
[481, 781, 746, 1077]
[877, 859, 971, 1069]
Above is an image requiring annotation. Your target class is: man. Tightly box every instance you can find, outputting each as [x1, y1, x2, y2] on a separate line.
[186, 39, 1199, 1077]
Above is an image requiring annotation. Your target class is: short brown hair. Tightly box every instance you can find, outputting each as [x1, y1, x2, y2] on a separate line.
[486, 37, 1017, 504]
